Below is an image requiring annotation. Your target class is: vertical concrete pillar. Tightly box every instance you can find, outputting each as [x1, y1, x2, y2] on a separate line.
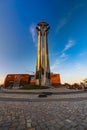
[45, 31, 50, 85]
[36, 27, 41, 85]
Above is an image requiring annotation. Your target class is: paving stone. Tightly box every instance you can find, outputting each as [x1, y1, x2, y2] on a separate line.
[26, 128, 35, 130]
[48, 126, 56, 130]
[76, 125, 84, 130]
[19, 119, 25, 125]
[16, 125, 25, 130]
[68, 128, 77, 130]
[0, 90, 87, 130]
[8, 127, 16, 130]
[0, 127, 8, 130]
[65, 119, 72, 123]
[3, 122, 11, 127]
[27, 122, 32, 128]
[35, 126, 41, 130]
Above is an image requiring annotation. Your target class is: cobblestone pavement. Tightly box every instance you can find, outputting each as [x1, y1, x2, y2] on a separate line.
[0, 91, 87, 130]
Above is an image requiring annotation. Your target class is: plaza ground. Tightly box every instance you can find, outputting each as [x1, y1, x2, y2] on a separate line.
[0, 87, 87, 130]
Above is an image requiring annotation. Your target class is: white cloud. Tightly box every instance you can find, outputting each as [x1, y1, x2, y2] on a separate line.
[61, 62, 87, 84]
[69, 3, 84, 16]
[60, 52, 67, 58]
[51, 61, 87, 84]
[63, 39, 75, 52]
[74, 63, 82, 71]
[55, 3, 84, 34]
[56, 18, 67, 33]
[51, 39, 75, 72]
[79, 51, 87, 57]
[29, 24, 37, 45]
[51, 52, 68, 72]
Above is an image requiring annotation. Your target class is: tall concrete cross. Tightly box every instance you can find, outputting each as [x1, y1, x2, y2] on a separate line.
[36, 20, 50, 86]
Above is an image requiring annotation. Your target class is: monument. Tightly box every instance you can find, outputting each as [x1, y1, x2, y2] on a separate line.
[4, 21, 61, 88]
[36, 20, 50, 86]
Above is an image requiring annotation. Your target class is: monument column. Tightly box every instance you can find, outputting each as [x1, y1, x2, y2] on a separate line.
[36, 26, 41, 85]
[41, 28, 46, 85]
[45, 30, 50, 85]
[36, 20, 50, 86]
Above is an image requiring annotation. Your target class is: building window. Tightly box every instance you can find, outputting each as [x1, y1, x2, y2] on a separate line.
[30, 76, 34, 80]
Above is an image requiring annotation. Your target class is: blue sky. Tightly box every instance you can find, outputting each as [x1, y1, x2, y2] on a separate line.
[0, 0, 87, 84]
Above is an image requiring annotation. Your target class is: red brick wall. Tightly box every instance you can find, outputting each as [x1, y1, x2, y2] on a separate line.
[4, 73, 61, 87]
[51, 74, 61, 85]
[4, 74, 30, 87]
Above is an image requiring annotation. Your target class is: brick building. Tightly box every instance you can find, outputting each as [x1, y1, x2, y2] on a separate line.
[4, 73, 61, 88]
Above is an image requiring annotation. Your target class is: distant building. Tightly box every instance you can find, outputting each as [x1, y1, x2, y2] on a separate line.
[4, 73, 61, 88]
